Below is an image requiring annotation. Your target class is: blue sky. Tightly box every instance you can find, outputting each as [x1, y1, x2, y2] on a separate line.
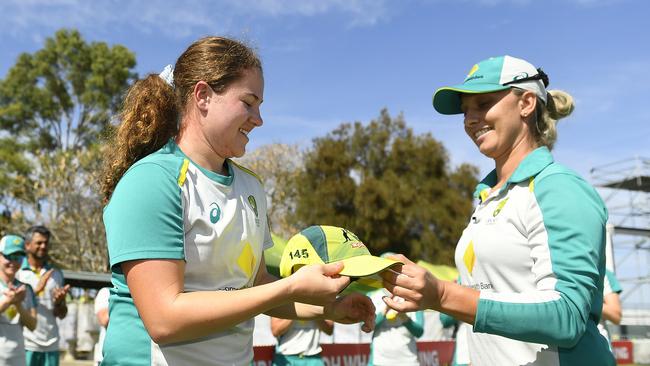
[2, 0, 648, 178]
[2, 0, 649, 302]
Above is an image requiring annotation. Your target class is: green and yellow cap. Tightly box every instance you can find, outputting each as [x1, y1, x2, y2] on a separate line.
[433, 55, 549, 115]
[279, 225, 402, 278]
[0, 235, 26, 256]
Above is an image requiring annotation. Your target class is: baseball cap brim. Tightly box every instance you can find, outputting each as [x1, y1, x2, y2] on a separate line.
[433, 83, 510, 115]
[339, 255, 402, 277]
[4, 247, 25, 256]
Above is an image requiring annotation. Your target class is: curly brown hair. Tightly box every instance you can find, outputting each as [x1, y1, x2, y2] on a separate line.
[100, 36, 262, 204]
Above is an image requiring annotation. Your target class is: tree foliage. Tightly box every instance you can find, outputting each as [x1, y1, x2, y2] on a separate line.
[236, 143, 303, 240]
[0, 29, 137, 271]
[27, 148, 107, 271]
[291, 109, 479, 264]
[0, 28, 137, 151]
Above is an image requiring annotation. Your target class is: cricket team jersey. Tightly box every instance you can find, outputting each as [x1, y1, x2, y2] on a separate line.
[603, 270, 622, 297]
[103, 140, 273, 366]
[0, 278, 36, 366]
[275, 320, 322, 357]
[16, 261, 65, 352]
[454, 147, 615, 366]
[369, 290, 424, 366]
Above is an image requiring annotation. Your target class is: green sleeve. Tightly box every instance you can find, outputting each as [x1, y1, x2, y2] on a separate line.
[605, 270, 622, 294]
[104, 162, 185, 267]
[375, 311, 386, 327]
[439, 312, 458, 328]
[403, 311, 424, 338]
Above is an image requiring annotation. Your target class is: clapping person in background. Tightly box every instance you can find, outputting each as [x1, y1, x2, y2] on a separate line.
[599, 269, 623, 348]
[1, 235, 37, 366]
[93, 287, 110, 366]
[17, 226, 70, 366]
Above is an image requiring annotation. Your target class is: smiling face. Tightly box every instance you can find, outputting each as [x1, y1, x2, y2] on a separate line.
[201, 67, 264, 160]
[460, 89, 537, 162]
[25, 232, 49, 261]
[1, 252, 24, 279]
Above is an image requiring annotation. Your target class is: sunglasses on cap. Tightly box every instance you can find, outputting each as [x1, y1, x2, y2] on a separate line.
[2, 253, 25, 262]
[502, 68, 549, 88]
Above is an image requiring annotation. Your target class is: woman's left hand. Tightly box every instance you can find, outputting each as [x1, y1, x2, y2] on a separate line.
[380, 254, 441, 312]
[323, 292, 375, 333]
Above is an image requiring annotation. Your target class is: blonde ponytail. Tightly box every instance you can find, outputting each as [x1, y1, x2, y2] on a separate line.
[514, 88, 575, 150]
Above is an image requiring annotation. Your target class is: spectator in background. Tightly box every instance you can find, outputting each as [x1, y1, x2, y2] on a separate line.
[599, 269, 623, 347]
[17, 225, 70, 366]
[93, 287, 110, 366]
[1, 235, 37, 366]
[437, 278, 470, 366]
[368, 289, 424, 366]
[439, 313, 470, 366]
[271, 317, 333, 366]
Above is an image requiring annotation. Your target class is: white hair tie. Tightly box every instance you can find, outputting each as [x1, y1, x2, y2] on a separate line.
[159, 64, 174, 87]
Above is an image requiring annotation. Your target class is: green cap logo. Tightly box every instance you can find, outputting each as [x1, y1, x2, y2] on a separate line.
[209, 203, 221, 224]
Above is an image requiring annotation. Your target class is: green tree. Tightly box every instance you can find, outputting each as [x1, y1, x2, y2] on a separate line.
[0, 29, 137, 270]
[291, 109, 478, 264]
[0, 28, 136, 151]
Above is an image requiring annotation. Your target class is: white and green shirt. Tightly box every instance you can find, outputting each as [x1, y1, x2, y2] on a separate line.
[598, 270, 623, 343]
[455, 147, 614, 366]
[16, 260, 65, 352]
[369, 290, 424, 366]
[1, 278, 36, 366]
[275, 320, 323, 357]
[103, 140, 273, 366]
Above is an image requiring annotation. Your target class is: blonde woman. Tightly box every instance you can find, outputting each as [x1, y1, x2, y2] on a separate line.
[382, 56, 614, 365]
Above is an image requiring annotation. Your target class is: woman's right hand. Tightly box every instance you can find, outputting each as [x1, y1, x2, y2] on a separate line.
[287, 262, 350, 306]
